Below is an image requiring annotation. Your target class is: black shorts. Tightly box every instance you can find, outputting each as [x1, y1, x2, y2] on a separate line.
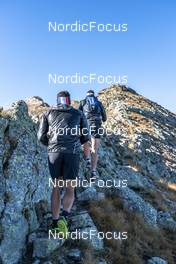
[88, 121, 102, 139]
[48, 152, 80, 180]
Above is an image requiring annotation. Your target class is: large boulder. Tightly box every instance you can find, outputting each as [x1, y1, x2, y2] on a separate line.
[0, 101, 51, 264]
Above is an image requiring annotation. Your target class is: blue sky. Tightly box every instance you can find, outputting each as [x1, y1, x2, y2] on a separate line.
[0, 0, 176, 112]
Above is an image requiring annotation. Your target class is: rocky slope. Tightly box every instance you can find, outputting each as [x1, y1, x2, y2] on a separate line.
[0, 85, 176, 264]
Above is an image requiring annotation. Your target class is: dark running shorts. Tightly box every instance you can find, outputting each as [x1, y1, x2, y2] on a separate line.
[48, 152, 80, 180]
[88, 121, 102, 139]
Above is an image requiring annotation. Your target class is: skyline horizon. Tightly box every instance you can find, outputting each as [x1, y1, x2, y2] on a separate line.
[2, 83, 176, 115]
[1, 0, 176, 113]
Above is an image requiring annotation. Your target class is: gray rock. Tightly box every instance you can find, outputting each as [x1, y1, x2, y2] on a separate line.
[0, 101, 51, 263]
[0, 215, 28, 264]
[70, 211, 96, 230]
[28, 232, 37, 243]
[98, 259, 107, 264]
[77, 187, 105, 202]
[32, 260, 40, 264]
[157, 211, 176, 231]
[57, 257, 67, 264]
[70, 211, 104, 250]
[0, 118, 8, 216]
[116, 165, 152, 189]
[79, 227, 104, 250]
[33, 237, 64, 258]
[0, 86, 176, 263]
[147, 257, 168, 264]
[67, 248, 81, 260]
[116, 187, 158, 227]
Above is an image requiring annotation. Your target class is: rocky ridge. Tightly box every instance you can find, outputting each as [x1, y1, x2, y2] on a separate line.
[0, 85, 175, 264]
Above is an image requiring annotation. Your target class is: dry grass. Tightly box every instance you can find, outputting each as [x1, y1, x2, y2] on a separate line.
[0, 110, 11, 118]
[128, 112, 156, 135]
[167, 183, 176, 192]
[27, 105, 48, 118]
[87, 194, 176, 264]
[126, 159, 141, 172]
[131, 187, 169, 212]
[156, 180, 176, 202]
[82, 250, 98, 264]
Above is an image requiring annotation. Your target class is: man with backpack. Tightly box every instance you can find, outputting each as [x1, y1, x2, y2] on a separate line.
[79, 90, 107, 177]
[38, 91, 89, 237]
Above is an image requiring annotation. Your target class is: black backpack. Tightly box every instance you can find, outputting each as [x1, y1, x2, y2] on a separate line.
[84, 96, 100, 115]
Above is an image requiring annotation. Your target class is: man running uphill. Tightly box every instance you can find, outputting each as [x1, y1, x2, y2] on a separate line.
[38, 91, 89, 237]
[79, 90, 107, 177]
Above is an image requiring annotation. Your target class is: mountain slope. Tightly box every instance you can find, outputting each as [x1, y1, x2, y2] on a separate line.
[0, 85, 176, 264]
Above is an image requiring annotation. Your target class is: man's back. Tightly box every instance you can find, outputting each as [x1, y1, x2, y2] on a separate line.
[79, 96, 107, 122]
[38, 105, 89, 153]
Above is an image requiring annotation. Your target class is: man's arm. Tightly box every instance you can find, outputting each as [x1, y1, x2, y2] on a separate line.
[99, 102, 107, 122]
[80, 111, 90, 144]
[37, 113, 49, 146]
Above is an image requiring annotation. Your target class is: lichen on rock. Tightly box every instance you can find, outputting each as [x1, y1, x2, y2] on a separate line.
[0, 86, 176, 263]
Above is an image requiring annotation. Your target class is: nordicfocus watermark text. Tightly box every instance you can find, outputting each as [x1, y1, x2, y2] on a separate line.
[48, 21, 128, 32]
[49, 229, 128, 240]
[48, 124, 121, 137]
[48, 73, 128, 85]
[49, 177, 128, 189]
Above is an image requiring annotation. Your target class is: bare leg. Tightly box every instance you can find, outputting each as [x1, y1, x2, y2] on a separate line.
[62, 181, 75, 213]
[51, 185, 61, 219]
[91, 137, 100, 171]
[83, 141, 91, 159]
